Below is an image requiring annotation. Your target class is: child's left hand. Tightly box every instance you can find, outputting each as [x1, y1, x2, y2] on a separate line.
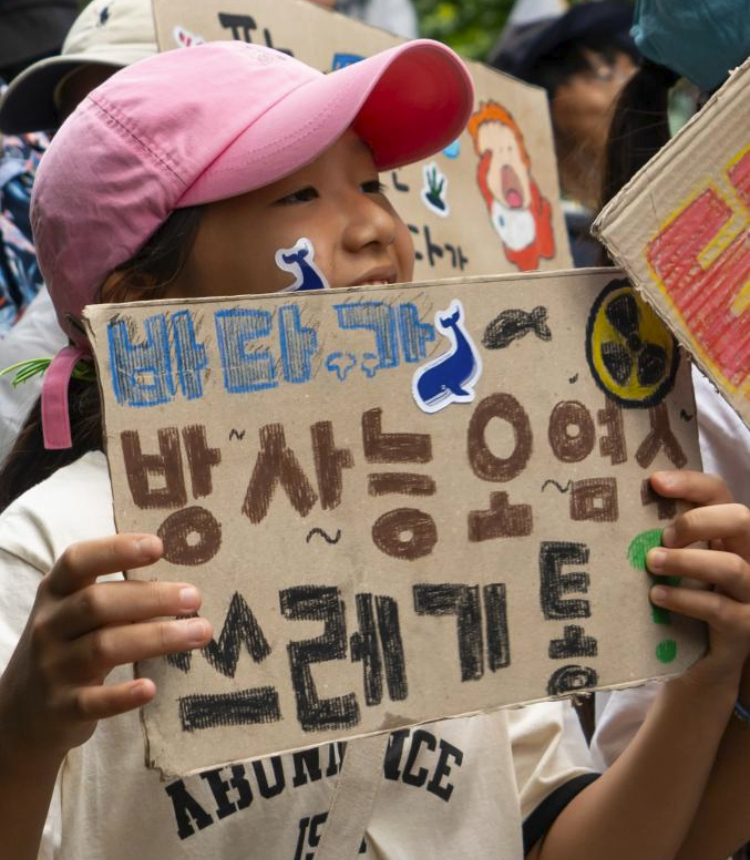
[646, 470, 750, 694]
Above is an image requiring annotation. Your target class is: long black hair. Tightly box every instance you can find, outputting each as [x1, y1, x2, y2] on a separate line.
[599, 59, 680, 211]
[0, 206, 204, 512]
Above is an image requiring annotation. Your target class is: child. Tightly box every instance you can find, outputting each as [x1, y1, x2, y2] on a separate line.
[1, 40, 750, 860]
[591, 2, 750, 855]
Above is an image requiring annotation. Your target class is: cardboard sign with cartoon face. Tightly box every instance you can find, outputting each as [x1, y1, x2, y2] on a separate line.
[468, 102, 556, 272]
[153, 0, 572, 281]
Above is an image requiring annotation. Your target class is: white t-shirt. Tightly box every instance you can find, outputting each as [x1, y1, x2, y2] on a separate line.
[591, 365, 750, 769]
[0, 285, 67, 461]
[0, 452, 597, 860]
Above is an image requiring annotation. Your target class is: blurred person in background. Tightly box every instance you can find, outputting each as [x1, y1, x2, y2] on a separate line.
[0, 0, 78, 337]
[307, 0, 418, 38]
[489, 0, 639, 265]
[0, 0, 156, 460]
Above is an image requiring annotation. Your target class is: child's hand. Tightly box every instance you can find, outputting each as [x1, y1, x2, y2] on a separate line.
[0, 533, 212, 762]
[645, 470, 750, 692]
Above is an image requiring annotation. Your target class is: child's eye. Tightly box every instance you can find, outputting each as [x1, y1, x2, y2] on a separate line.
[361, 179, 386, 194]
[275, 186, 319, 205]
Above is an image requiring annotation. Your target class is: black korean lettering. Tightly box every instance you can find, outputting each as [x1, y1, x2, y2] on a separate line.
[350, 593, 408, 706]
[548, 625, 598, 659]
[413, 584, 483, 681]
[217, 12, 256, 41]
[483, 583, 511, 671]
[539, 542, 591, 620]
[280, 586, 360, 732]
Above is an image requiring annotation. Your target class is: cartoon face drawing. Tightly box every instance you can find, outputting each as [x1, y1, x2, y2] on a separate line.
[468, 102, 556, 272]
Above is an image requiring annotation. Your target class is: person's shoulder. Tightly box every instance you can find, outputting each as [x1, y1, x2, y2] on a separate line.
[0, 451, 113, 571]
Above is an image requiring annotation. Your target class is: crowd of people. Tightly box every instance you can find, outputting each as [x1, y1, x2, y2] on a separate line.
[0, 0, 749, 858]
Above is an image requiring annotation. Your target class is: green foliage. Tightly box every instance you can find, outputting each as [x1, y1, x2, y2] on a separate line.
[414, 0, 516, 60]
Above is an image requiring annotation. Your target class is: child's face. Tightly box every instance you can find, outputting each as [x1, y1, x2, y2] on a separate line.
[170, 129, 415, 298]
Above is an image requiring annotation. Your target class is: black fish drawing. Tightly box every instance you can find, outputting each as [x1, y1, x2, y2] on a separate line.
[483, 306, 552, 350]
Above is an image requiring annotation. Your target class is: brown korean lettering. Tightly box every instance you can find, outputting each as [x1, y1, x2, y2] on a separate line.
[468, 491, 533, 541]
[121, 427, 186, 509]
[311, 421, 353, 510]
[468, 393, 532, 482]
[372, 508, 438, 561]
[242, 424, 318, 523]
[548, 401, 595, 463]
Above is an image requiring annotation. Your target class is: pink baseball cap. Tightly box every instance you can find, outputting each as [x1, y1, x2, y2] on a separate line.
[32, 39, 473, 346]
[32, 39, 474, 448]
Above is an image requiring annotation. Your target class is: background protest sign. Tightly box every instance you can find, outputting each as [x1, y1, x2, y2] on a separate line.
[85, 270, 704, 778]
[594, 58, 750, 429]
[152, 0, 572, 280]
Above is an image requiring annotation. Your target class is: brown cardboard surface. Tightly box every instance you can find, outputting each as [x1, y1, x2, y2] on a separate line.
[85, 269, 704, 778]
[594, 58, 750, 429]
[152, 0, 572, 279]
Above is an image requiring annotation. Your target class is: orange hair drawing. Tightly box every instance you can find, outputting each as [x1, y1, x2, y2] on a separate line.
[468, 101, 531, 169]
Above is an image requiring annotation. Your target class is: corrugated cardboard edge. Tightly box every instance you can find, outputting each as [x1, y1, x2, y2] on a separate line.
[82, 271, 705, 781]
[82, 312, 162, 773]
[592, 57, 750, 430]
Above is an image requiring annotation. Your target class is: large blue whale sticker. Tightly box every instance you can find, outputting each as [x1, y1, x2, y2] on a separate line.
[412, 299, 482, 413]
[275, 237, 330, 292]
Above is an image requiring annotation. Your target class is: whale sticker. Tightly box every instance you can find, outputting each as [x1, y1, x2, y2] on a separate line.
[275, 238, 330, 292]
[412, 299, 482, 414]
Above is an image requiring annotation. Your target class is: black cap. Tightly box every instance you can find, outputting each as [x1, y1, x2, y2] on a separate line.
[0, 0, 78, 75]
[490, 1, 635, 81]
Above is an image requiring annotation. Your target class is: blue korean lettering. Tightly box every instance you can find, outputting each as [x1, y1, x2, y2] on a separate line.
[108, 314, 175, 407]
[215, 308, 277, 393]
[172, 310, 209, 400]
[278, 305, 318, 383]
[398, 303, 435, 363]
[334, 301, 399, 375]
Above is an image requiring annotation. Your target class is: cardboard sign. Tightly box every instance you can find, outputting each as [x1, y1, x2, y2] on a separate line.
[85, 270, 703, 778]
[594, 58, 750, 428]
[152, 0, 572, 280]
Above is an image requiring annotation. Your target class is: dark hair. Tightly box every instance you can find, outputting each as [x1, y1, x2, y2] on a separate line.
[0, 206, 204, 512]
[528, 36, 639, 100]
[599, 59, 680, 211]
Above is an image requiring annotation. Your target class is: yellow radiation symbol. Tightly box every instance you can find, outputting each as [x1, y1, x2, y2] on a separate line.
[586, 278, 679, 408]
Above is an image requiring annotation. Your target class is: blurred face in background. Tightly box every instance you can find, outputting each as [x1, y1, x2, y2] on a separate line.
[552, 49, 637, 159]
[550, 48, 637, 208]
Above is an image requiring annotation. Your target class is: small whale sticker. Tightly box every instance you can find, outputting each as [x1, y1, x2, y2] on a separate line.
[413, 300, 482, 414]
[483, 306, 552, 350]
[275, 238, 330, 292]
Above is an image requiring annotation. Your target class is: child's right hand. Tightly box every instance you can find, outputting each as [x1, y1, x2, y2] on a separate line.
[0, 533, 212, 762]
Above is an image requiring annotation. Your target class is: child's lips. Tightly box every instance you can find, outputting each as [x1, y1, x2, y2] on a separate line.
[349, 266, 398, 287]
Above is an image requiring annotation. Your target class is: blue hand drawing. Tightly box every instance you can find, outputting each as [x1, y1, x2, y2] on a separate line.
[325, 352, 357, 381]
[360, 353, 380, 378]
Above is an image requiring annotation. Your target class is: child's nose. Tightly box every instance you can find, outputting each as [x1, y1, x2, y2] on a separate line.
[341, 193, 396, 252]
